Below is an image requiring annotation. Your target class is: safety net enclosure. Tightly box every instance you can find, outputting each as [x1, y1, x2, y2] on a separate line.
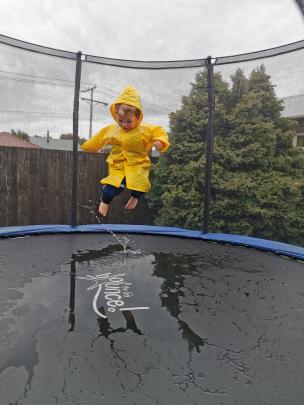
[0, 33, 304, 247]
[0, 228, 304, 405]
[0, 35, 76, 143]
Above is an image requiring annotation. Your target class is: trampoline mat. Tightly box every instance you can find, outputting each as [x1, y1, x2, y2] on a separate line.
[0, 233, 304, 405]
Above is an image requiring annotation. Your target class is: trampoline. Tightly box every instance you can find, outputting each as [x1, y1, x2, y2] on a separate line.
[1, 224, 304, 405]
[1, 6, 304, 402]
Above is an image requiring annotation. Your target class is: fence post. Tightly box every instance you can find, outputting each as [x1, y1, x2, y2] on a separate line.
[71, 51, 82, 227]
[203, 56, 215, 233]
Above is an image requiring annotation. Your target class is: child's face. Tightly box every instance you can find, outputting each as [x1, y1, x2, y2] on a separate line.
[116, 105, 139, 131]
[117, 114, 138, 131]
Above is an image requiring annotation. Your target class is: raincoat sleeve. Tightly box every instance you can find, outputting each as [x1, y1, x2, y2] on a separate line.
[150, 125, 170, 152]
[80, 125, 112, 152]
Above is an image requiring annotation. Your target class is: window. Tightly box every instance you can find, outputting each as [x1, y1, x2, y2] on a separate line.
[296, 134, 304, 148]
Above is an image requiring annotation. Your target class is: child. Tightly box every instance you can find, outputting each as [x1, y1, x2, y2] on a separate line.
[81, 85, 170, 217]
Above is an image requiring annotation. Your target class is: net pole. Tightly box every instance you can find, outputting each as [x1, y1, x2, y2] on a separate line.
[203, 56, 215, 233]
[71, 51, 82, 227]
[89, 87, 93, 137]
[294, 0, 304, 17]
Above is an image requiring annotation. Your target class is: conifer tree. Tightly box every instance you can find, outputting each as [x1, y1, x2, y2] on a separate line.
[148, 66, 304, 245]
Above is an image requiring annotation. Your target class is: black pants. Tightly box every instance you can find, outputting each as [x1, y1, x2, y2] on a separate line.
[101, 178, 145, 204]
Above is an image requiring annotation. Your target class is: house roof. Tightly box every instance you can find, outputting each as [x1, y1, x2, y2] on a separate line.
[282, 94, 304, 118]
[29, 136, 80, 151]
[0, 132, 40, 148]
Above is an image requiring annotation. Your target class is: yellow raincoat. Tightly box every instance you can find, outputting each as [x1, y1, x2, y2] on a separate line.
[81, 85, 170, 192]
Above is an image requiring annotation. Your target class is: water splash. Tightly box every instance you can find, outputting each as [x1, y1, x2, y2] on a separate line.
[79, 200, 140, 254]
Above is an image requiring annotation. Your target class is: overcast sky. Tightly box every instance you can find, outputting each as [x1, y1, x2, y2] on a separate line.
[1, 0, 303, 60]
[0, 0, 303, 139]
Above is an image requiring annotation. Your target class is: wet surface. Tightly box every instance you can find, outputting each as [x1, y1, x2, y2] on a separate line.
[0, 233, 304, 404]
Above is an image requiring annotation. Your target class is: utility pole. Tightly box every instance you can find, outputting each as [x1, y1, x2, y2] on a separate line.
[81, 84, 96, 137]
[80, 85, 108, 137]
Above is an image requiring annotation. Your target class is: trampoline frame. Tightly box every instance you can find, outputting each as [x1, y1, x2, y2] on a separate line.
[1, 224, 304, 262]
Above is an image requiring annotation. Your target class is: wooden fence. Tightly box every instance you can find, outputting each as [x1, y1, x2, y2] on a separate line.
[0, 146, 153, 227]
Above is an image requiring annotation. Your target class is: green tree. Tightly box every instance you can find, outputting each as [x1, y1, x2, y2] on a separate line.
[11, 129, 29, 142]
[60, 133, 86, 145]
[60, 133, 73, 140]
[148, 66, 304, 245]
[228, 68, 248, 109]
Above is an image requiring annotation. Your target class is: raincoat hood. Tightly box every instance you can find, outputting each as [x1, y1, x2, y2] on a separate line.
[110, 85, 143, 125]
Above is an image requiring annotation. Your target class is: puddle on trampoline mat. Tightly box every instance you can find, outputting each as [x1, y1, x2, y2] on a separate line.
[1, 239, 304, 404]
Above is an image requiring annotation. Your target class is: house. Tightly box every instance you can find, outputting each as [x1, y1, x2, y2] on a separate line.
[0, 132, 40, 148]
[282, 94, 304, 150]
[293, 117, 304, 149]
[29, 135, 80, 151]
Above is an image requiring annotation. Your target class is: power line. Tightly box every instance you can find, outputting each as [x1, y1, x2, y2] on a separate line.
[0, 71, 173, 113]
[93, 83, 172, 113]
[0, 69, 93, 87]
[0, 75, 75, 88]
[0, 71, 174, 115]
[81, 97, 108, 106]
[0, 108, 71, 117]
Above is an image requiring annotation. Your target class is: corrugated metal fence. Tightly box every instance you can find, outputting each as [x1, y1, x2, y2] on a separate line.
[0, 147, 152, 226]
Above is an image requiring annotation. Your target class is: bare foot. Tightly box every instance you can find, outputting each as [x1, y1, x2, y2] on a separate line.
[98, 201, 109, 216]
[125, 196, 139, 210]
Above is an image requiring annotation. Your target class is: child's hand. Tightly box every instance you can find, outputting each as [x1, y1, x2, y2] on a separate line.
[153, 141, 163, 151]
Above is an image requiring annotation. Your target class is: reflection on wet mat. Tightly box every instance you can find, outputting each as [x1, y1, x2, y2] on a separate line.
[1, 233, 304, 405]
